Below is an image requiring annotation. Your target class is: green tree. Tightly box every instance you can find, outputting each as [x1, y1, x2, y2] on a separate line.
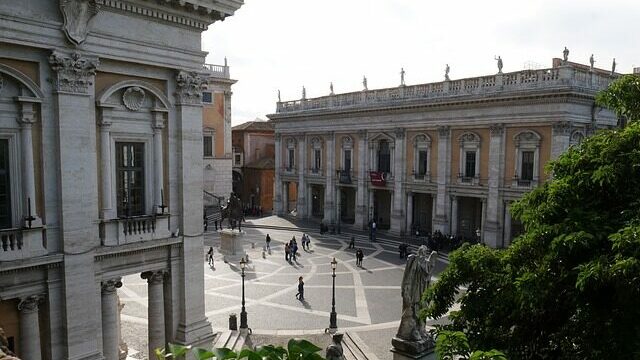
[422, 76, 640, 359]
[156, 339, 324, 360]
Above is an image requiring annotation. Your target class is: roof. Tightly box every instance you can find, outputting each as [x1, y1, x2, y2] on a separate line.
[244, 157, 275, 169]
[232, 121, 274, 132]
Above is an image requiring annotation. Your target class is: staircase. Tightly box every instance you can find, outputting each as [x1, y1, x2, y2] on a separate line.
[212, 330, 247, 351]
[342, 332, 380, 360]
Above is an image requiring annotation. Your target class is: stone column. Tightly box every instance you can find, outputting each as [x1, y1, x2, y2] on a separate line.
[551, 122, 571, 160]
[406, 192, 413, 232]
[480, 198, 487, 244]
[152, 110, 167, 213]
[142, 271, 166, 356]
[354, 130, 368, 229]
[484, 124, 504, 247]
[17, 100, 42, 226]
[274, 133, 283, 215]
[390, 128, 406, 234]
[297, 135, 306, 218]
[98, 107, 115, 219]
[18, 295, 42, 360]
[503, 202, 512, 247]
[282, 182, 288, 213]
[49, 50, 102, 359]
[450, 195, 458, 235]
[434, 126, 451, 232]
[324, 132, 335, 224]
[223, 90, 233, 157]
[118, 296, 128, 360]
[102, 278, 123, 360]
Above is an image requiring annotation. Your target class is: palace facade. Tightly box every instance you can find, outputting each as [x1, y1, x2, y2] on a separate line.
[0, 0, 243, 359]
[268, 58, 618, 247]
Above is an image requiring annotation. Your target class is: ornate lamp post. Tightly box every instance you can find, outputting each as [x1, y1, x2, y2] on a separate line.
[239, 257, 250, 332]
[326, 257, 338, 333]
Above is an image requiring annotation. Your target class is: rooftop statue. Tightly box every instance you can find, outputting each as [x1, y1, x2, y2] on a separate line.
[563, 46, 570, 63]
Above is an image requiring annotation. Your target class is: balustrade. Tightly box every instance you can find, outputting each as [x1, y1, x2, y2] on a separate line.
[0, 227, 46, 261]
[100, 214, 171, 246]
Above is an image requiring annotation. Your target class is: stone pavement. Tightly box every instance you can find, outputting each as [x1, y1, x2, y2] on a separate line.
[118, 216, 449, 359]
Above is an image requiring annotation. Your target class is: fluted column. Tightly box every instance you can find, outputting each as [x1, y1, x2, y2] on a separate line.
[102, 278, 122, 360]
[297, 135, 306, 218]
[18, 295, 42, 360]
[152, 111, 167, 213]
[274, 133, 283, 215]
[142, 270, 166, 356]
[354, 130, 367, 229]
[17, 100, 42, 226]
[324, 132, 335, 223]
[450, 195, 458, 235]
[434, 126, 451, 232]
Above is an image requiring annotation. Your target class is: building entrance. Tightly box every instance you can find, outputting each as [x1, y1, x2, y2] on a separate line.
[310, 185, 324, 218]
[412, 193, 433, 234]
[372, 189, 391, 230]
[339, 187, 356, 224]
[457, 196, 482, 240]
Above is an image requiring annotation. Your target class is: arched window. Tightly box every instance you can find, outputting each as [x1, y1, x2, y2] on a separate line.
[310, 137, 323, 174]
[286, 138, 296, 171]
[458, 132, 481, 185]
[570, 130, 585, 146]
[413, 134, 431, 181]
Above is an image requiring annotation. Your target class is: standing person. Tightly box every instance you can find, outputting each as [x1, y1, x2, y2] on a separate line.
[356, 248, 364, 267]
[285, 243, 290, 262]
[348, 236, 355, 249]
[295, 276, 305, 300]
[207, 247, 214, 266]
[371, 220, 377, 242]
[265, 234, 271, 250]
[292, 239, 298, 262]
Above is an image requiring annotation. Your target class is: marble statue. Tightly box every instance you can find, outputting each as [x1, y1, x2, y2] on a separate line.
[363, 76, 368, 91]
[590, 54, 595, 70]
[325, 333, 345, 360]
[392, 246, 438, 354]
[563, 47, 569, 63]
[611, 58, 616, 75]
[277, 89, 281, 102]
[400, 68, 406, 86]
[330, 82, 334, 95]
[302, 86, 306, 99]
[495, 56, 503, 73]
[445, 64, 450, 81]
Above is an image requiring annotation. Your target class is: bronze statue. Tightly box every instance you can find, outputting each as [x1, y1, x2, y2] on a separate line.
[325, 333, 345, 360]
[392, 246, 438, 354]
[226, 192, 244, 231]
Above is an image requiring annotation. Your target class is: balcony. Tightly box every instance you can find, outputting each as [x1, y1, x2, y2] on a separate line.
[512, 175, 537, 189]
[0, 227, 46, 262]
[280, 166, 297, 175]
[203, 63, 230, 79]
[337, 169, 353, 184]
[458, 173, 480, 185]
[100, 214, 171, 246]
[309, 167, 324, 176]
[412, 171, 431, 183]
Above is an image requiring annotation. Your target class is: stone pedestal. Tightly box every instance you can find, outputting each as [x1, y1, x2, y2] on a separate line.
[391, 348, 436, 360]
[220, 229, 245, 262]
[391, 337, 436, 360]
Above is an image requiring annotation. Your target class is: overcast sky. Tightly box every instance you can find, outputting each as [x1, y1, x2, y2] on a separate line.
[202, 0, 640, 126]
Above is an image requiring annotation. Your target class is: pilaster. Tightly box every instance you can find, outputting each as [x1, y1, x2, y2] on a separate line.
[297, 134, 306, 218]
[324, 132, 335, 223]
[433, 126, 451, 232]
[551, 121, 571, 160]
[274, 133, 283, 216]
[354, 130, 368, 229]
[484, 124, 504, 247]
[390, 128, 406, 234]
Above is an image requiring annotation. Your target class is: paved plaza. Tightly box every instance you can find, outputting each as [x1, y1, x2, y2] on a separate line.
[119, 216, 448, 359]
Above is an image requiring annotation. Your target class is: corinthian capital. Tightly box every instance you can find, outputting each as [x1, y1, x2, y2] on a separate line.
[101, 278, 123, 294]
[18, 295, 42, 313]
[141, 270, 167, 285]
[175, 70, 206, 105]
[49, 51, 99, 93]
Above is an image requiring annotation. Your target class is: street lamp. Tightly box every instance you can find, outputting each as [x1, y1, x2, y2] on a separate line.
[239, 257, 251, 333]
[326, 257, 338, 333]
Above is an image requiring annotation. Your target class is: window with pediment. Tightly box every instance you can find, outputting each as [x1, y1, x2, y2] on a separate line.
[513, 130, 541, 187]
[378, 140, 391, 173]
[286, 138, 296, 171]
[311, 137, 322, 174]
[413, 134, 431, 181]
[458, 132, 480, 185]
[570, 130, 585, 146]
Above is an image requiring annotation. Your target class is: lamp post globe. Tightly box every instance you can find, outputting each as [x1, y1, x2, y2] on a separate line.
[239, 256, 248, 330]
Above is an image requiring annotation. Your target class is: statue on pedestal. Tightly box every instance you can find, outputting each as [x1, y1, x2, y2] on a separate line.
[277, 89, 281, 102]
[400, 68, 406, 86]
[589, 54, 595, 71]
[563, 47, 570, 63]
[226, 192, 244, 231]
[611, 58, 617, 76]
[363, 76, 368, 91]
[325, 333, 345, 360]
[392, 246, 438, 356]
[330, 82, 334, 95]
[495, 56, 503, 74]
[444, 64, 450, 81]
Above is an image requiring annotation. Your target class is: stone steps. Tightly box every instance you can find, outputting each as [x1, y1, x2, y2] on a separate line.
[342, 332, 381, 360]
[212, 330, 246, 351]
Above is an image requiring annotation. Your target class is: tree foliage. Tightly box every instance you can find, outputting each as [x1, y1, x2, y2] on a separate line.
[596, 74, 640, 123]
[156, 339, 324, 360]
[422, 76, 640, 359]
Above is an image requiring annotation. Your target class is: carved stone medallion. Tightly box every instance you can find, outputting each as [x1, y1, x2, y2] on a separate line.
[60, 0, 99, 46]
[122, 87, 145, 111]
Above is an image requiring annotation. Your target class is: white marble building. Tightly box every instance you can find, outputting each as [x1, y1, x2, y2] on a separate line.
[0, 0, 243, 359]
[268, 57, 619, 247]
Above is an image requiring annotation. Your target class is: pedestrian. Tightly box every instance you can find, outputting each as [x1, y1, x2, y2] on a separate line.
[285, 243, 290, 262]
[214, 219, 218, 230]
[356, 248, 364, 267]
[305, 234, 311, 250]
[207, 246, 214, 266]
[295, 276, 305, 300]
[348, 236, 355, 249]
[292, 239, 298, 262]
[371, 220, 377, 242]
[265, 234, 271, 250]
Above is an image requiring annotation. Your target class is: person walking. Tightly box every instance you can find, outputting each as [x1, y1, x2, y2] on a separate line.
[285, 243, 290, 262]
[295, 276, 305, 300]
[348, 236, 355, 249]
[207, 246, 214, 266]
[356, 248, 364, 267]
[371, 220, 377, 242]
[265, 234, 271, 250]
[292, 239, 298, 262]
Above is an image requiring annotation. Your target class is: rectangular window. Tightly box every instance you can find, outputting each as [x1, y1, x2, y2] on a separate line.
[344, 149, 352, 172]
[235, 154, 241, 166]
[521, 151, 534, 181]
[288, 148, 295, 169]
[314, 149, 321, 170]
[418, 150, 428, 175]
[464, 151, 476, 178]
[116, 142, 145, 217]
[0, 139, 11, 229]
[378, 141, 391, 173]
[202, 91, 213, 104]
[203, 136, 213, 157]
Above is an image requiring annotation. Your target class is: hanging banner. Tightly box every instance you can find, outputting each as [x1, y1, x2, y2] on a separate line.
[369, 171, 386, 186]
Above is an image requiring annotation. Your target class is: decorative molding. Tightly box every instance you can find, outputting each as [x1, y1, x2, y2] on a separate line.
[437, 126, 450, 138]
[489, 123, 504, 136]
[514, 130, 541, 147]
[274, 133, 281, 141]
[60, 0, 99, 46]
[141, 270, 167, 285]
[459, 132, 480, 145]
[341, 135, 353, 148]
[18, 295, 41, 313]
[49, 51, 99, 94]
[552, 121, 571, 136]
[122, 86, 145, 111]
[101, 278, 123, 294]
[0, 74, 3, 94]
[175, 70, 206, 105]
[394, 128, 405, 140]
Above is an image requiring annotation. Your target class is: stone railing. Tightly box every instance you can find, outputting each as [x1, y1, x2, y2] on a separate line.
[203, 63, 230, 78]
[276, 65, 616, 113]
[0, 227, 46, 262]
[100, 215, 171, 246]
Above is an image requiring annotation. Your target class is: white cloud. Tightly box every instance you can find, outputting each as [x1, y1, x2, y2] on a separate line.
[203, 0, 640, 125]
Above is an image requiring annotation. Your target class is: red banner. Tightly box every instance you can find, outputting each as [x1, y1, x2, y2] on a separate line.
[369, 171, 386, 186]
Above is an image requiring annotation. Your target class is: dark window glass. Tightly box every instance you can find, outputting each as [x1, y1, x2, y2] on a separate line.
[0, 139, 11, 229]
[465, 151, 476, 178]
[235, 154, 241, 165]
[203, 136, 213, 157]
[378, 140, 391, 173]
[314, 149, 321, 170]
[288, 148, 295, 169]
[418, 150, 428, 175]
[344, 150, 352, 171]
[202, 91, 213, 104]
[521, 151, 535, 181]
[117, 143, 145, 217]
